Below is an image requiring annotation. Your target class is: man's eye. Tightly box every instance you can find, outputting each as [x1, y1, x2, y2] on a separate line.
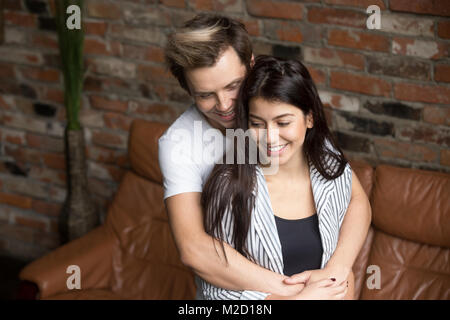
[198, 94, 212, 99]
[227, 83, 240, 91]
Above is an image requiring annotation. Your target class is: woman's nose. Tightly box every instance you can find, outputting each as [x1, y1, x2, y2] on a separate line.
[265, 126, 280, 146]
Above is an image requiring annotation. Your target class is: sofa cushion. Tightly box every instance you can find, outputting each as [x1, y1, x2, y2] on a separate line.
[129, 119, 169, 184]
[372, 165, 450, 248]
[359, 230, 450, 299]
[105, 170, 196, 299]
[44, 289, 124, 300]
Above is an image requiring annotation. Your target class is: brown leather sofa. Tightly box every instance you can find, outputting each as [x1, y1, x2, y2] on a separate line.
[18, 119, 450, 300]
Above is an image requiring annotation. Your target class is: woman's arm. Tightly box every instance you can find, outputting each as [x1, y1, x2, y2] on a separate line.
[165, 192, 304, 297]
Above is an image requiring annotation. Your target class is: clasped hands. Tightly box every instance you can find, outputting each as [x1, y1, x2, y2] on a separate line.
[268, 265, 351, 300]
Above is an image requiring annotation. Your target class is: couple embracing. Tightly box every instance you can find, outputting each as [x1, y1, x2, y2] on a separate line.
[158, 13, 371, 300]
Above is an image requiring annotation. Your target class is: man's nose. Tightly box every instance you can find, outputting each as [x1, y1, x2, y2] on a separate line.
[215, 92, 232, 112]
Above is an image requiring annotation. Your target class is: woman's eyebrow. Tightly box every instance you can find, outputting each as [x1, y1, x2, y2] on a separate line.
[249, 113, 295, 120]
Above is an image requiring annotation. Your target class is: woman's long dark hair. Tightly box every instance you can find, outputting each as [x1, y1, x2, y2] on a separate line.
[201, 55, 348, 263]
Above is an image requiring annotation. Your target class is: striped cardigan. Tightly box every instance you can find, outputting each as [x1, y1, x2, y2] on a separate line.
[196, 161, 353, 300]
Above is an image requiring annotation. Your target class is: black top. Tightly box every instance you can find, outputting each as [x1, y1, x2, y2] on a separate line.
[274, 213, 323, 276]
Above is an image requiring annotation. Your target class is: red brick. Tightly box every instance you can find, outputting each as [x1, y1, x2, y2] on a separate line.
[137, 64, 175, 82]
[43, 87, 64, 104]
[328, 29, 389, 52]
[441, 150, 450, 167]
[0, 63, 15, 79]
[330, 71, 391, 97]
[437, 21, 450, 39]
[191, 0, 214, 10]
[4, 11, 36, 27]
[374, 139, 438, 163]
[247, 0, 304, 20]
[3, 128, 26, 145]
[241, 19, 260, 37]
[130, 101, 178, 119]
[0, 192, 33, 209]
[324, 0, 386, 9]
[87, 145, 119, 164]
[276, 22, 303, 43]
[103, 112, 134, 132]
[434, 64, 450, 83]
[91, 130, 127, 149]
[87, 1, 122, 19]
[394, 83, 450, 104]
[28, 166, 66, 186]
[306, 65, 326, 85]
[392, 37, 449, 59]
[161, 0, 186, 8]
[15, 216, 47, 232]
[423, 106, 450, 126]
[41, 152, 66, 170]
[4, 145, 42, 165]
[319, 91, 360, 112]
[4, 0, 24, 10]
[122, 44, 165, 63]
[89, 95, 129, 113]
[303, 47, 364, 70]
[21, 67, 60, 83]
[26, 133, 64, 152]
[390, 0, 450, 17]
[83, 38, 109, 55]
[84, 21, 108, 36]
[31, 33, 58, 50]
[397, 125, 450, 146]
[307, 7, 366, 28]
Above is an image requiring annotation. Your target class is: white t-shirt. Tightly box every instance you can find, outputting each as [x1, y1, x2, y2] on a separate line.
[158, 104, 232, 200]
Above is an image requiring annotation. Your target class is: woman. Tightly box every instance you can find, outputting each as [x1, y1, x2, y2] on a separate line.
[200, 55, 354, 299]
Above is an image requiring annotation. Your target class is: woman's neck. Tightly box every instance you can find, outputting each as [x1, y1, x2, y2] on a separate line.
[264, 151, 310, 184]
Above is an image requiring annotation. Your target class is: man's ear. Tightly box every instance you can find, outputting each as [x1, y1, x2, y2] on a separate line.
[250, 54, 255, 68]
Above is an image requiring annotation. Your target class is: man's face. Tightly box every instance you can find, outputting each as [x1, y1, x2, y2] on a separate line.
[185, 46, 248, 131]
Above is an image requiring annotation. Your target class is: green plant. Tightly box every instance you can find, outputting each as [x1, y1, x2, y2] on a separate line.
[55, 0, 84, 130]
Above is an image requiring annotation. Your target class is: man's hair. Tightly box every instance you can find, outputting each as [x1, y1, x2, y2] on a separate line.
[165, 13, 253, 93]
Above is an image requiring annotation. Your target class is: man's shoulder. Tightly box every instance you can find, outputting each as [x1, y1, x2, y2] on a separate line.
[159, 104, 206, 142]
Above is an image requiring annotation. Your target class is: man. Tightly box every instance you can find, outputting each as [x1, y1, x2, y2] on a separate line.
[159, 13, 371, 299]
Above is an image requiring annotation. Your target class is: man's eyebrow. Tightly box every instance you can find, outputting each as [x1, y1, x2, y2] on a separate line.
[194, 77, 244, 95]
[249, 113, 295, 120]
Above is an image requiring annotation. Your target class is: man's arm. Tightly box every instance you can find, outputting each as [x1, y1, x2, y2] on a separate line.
[165, 192, 305, 297]
[326, 169, 372, 273]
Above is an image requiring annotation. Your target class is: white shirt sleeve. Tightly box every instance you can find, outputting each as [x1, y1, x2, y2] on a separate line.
[158, 136, 203, 200]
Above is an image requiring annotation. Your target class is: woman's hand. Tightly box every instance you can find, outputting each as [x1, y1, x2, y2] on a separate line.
[284, 265, 351, 287]
[265, 278, 348, 300]
[294, 278, 348, 300]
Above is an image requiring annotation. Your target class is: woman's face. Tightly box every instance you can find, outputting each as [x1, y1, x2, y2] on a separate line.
[248, 97, 313, 167]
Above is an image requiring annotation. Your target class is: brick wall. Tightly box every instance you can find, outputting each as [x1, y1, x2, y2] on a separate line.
[0, 0, 449, 260]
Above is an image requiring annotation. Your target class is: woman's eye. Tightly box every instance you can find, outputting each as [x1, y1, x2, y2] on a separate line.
[250, 122, 262, 127]
[278, 122, 290, 127]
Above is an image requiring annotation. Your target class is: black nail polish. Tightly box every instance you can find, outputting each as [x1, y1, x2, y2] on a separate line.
[330, 278, 336, 281]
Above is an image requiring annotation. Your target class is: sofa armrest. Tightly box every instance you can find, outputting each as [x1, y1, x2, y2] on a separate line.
[18, 225, 117, 299]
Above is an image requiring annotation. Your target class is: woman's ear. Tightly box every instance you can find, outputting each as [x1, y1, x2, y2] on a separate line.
[250, 54, 255, 68]
[307, 112, 314, 129]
